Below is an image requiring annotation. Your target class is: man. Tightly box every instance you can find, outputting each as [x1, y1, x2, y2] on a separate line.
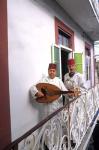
[30, 63, 68, 150]
[64, 58, 87, 94]
[30, 63, 67, 116]
[64, 58, 87, 147]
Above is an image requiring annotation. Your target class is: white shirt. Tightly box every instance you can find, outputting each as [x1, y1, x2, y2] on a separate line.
[30, 76, 67, 117]
[64, 72, 87, 93]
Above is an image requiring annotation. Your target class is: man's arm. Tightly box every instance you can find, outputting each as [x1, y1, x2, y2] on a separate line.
[30, 85, 44, 99]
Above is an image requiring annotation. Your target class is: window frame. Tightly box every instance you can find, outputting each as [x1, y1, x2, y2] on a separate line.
[55, 17, 74, 50]
[85, 42, 91, 81]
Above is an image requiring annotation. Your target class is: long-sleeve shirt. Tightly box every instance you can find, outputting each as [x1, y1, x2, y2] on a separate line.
[64, 72, 87, 93]
[30, 76, 67, 117]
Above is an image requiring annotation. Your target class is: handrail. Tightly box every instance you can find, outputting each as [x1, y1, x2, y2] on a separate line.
[3, 96, 79, 150]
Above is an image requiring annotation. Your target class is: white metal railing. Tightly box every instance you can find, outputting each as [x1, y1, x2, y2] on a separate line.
[6, 85, 99, 150]
[18, 85, 99, 150]
[90, 0, 99, 19]
[92, 0, 99, 13]
[18, 84, 99, 150]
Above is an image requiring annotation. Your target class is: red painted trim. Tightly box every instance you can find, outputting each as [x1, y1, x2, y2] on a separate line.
[85, 42, 91, 50]
[0, 0, 11, 149]
[85, 42, 95, 86]
[55, 17, 74, 50]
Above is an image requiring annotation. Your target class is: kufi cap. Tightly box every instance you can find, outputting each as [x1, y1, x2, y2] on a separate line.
[48, 63, 57, 69]
[67, 59, 75, 65]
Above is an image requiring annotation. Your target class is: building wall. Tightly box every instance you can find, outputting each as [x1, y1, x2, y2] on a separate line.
[7, 0, 94, 140]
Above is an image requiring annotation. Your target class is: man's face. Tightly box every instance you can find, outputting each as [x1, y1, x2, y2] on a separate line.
[68, 64, 76, 73]
[48, 68, 56, 79]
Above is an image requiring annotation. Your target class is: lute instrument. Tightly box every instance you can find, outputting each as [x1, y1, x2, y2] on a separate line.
[36, 83, 80, 103]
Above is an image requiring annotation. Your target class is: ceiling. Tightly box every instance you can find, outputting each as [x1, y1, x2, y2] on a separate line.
[56, 0, 99, 41]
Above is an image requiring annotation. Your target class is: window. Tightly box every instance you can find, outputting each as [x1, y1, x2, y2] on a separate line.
[55, 17, 74, 49]
[51, 17, 74, 79]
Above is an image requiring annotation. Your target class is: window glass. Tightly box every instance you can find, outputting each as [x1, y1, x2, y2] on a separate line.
[63, 36, 69, 47]
[59, 34, 62, 45]
[58, 30, 70, 47]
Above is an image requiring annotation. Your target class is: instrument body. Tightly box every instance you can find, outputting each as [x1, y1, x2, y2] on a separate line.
[36, 83, 78, 103]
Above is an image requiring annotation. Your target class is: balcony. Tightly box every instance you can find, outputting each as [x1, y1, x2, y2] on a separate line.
[4, 84, 99, 150]
[56, 0, 99, 41]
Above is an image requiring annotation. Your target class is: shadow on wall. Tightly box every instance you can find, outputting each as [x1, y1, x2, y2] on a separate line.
[29, 91, 44, 122]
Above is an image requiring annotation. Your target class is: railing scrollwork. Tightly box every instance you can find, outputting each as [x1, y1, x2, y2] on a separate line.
[4, 84, 99, 150]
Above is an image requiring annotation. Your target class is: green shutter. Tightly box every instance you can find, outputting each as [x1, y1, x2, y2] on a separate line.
[74, 53, 83, 73]
[51, 45, 61, 78]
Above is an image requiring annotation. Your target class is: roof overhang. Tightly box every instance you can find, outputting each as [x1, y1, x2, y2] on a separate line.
[56, 0, 99, 41]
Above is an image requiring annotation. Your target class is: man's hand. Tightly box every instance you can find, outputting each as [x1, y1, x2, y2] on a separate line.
[68, 88, 81, 97]
[73, 88, 81, 97]
[35, 91, 44, 98]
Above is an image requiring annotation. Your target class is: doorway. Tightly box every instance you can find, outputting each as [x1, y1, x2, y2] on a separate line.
[61, 49, 69, 81]
[61, 49, 70, 105]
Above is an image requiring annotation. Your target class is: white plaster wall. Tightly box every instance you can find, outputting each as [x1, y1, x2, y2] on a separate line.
[7, 0, 55, 140]
[74, 33, 95, 88]
[7, 0, 94, 140]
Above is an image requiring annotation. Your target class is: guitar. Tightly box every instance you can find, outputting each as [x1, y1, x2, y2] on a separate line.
[36, 83, 80, 103]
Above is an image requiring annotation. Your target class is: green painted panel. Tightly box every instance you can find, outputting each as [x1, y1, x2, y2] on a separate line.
[51, 46, 60, 77]
[75, 64, 82, 73]
[74, 53, 82, 63]
[74, 53, 83, 74]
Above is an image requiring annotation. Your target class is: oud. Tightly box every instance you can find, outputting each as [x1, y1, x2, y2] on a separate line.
[36, 83, 80, 103]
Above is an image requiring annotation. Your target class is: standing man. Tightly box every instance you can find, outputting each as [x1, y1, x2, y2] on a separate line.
[30, 63, 68, 150]
[30, 63, 68, 116]
[64, 58, 87, 93]
[64, 58, 87, 147]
